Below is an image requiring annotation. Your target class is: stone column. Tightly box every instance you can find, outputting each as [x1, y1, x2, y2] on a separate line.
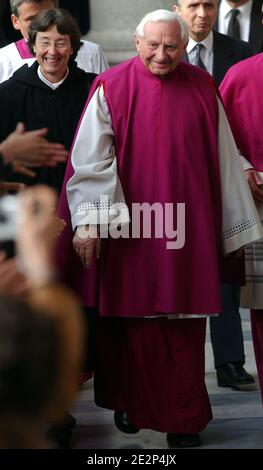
[84, 0, 174, 64]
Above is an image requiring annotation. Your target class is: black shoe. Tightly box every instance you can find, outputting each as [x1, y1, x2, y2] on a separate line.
[114, 411, 139, 434]
[47, 413, 76, 448]
[167, 433, 201, 448]
[216, 363, 255, 389]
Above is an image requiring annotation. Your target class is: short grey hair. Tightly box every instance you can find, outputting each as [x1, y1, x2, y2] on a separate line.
[135, 9, 189, 45]
[10, 0, 58, 17]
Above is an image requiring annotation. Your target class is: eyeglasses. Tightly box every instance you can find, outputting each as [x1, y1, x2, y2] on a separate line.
[36, 39, 71, 49]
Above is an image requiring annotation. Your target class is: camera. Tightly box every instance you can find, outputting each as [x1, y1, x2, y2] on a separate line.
[0, 195, 18, 241]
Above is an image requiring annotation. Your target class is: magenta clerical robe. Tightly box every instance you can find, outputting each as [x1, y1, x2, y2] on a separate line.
[220, 55, 263, 405]
[220, 53, 263, 172]
[95, 58, 222, 317]
[59, 57, 224, 317]
[220, 54, 263, 310]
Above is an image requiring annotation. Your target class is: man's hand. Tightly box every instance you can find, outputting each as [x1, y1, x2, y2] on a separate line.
[245, 169, 263, 205]
[73, 226, 101, 268]
[0, 122, 68, 167]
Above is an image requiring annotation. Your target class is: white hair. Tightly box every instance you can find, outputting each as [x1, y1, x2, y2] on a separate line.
[135, 9, 189, 45]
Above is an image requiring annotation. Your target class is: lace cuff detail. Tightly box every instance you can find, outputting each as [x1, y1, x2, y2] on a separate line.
[72, 199, 130, 228]
[223, 217, 263, 254]
[223, 217, 259, 240]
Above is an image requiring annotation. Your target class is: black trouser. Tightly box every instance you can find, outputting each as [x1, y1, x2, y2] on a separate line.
[81, 306, 99, 372]
[210, 283, 245, 369]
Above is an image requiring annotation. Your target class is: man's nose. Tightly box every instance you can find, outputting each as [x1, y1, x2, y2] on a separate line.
[155, 46, 166, 60]
[197, 6, 208, 17]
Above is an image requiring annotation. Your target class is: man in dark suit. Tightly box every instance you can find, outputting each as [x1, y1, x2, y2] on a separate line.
[215, 0, 263, 55]
[174, 0, 251, 85]
[173, 0, 255, 390]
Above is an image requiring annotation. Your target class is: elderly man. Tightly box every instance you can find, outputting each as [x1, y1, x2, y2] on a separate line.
[63, 10, 262, 447]
[215, 0, 263, 54]
[173, 0, 254, 392]
[0, 0, 108, 83]
[220, 52, 263, 412]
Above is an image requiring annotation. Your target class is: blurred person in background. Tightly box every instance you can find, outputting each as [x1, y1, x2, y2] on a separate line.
[220, 50, 263, 415]
[0, 185, 84, 448]
[173, 0, 255, 392]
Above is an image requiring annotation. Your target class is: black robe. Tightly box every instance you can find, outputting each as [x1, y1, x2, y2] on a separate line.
[0, 60, 96, 193]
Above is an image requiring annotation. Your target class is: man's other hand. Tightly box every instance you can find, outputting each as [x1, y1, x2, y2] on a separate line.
[73, 226, 101, 268]
[245, 169, 263, 205]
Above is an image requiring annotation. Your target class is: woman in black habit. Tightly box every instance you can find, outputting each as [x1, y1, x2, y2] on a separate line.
[0, 7, 96, 195]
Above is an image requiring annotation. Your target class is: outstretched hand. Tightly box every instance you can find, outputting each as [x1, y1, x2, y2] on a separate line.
[0, 122, 68, 169]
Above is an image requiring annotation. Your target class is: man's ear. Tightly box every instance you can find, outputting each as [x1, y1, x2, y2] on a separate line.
[134, 35, 141, 53]
[11, 14, 20, 31]
[172, 5, 179, 13]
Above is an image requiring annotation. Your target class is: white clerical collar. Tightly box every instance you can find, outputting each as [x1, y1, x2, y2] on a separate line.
[221, 0, 253, 20]
[37, 65, 69, 89]
[186, 30, 213, 54]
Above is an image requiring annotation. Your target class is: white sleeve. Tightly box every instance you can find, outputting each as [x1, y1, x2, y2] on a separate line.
[218, 97, 263, 254]
[67, 85, 129, 230]
[0, 54, 12, 83]
[93, 46, 109, 73]
[75, 41, 109, 74]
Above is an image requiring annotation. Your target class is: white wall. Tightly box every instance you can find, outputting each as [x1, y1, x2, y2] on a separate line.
[84, 0, 174, 64]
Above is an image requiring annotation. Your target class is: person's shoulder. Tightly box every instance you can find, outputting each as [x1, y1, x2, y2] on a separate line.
[95, 57, 135, 80]
[227, 52, 263, 77]
[80, 40, 101, 54]
[213, 30, 251, 53]
[0, 73, 18, 93]
[76, 40, 108, 73]
[69, 62, 97, 83]
[0, 41, 16, 58]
